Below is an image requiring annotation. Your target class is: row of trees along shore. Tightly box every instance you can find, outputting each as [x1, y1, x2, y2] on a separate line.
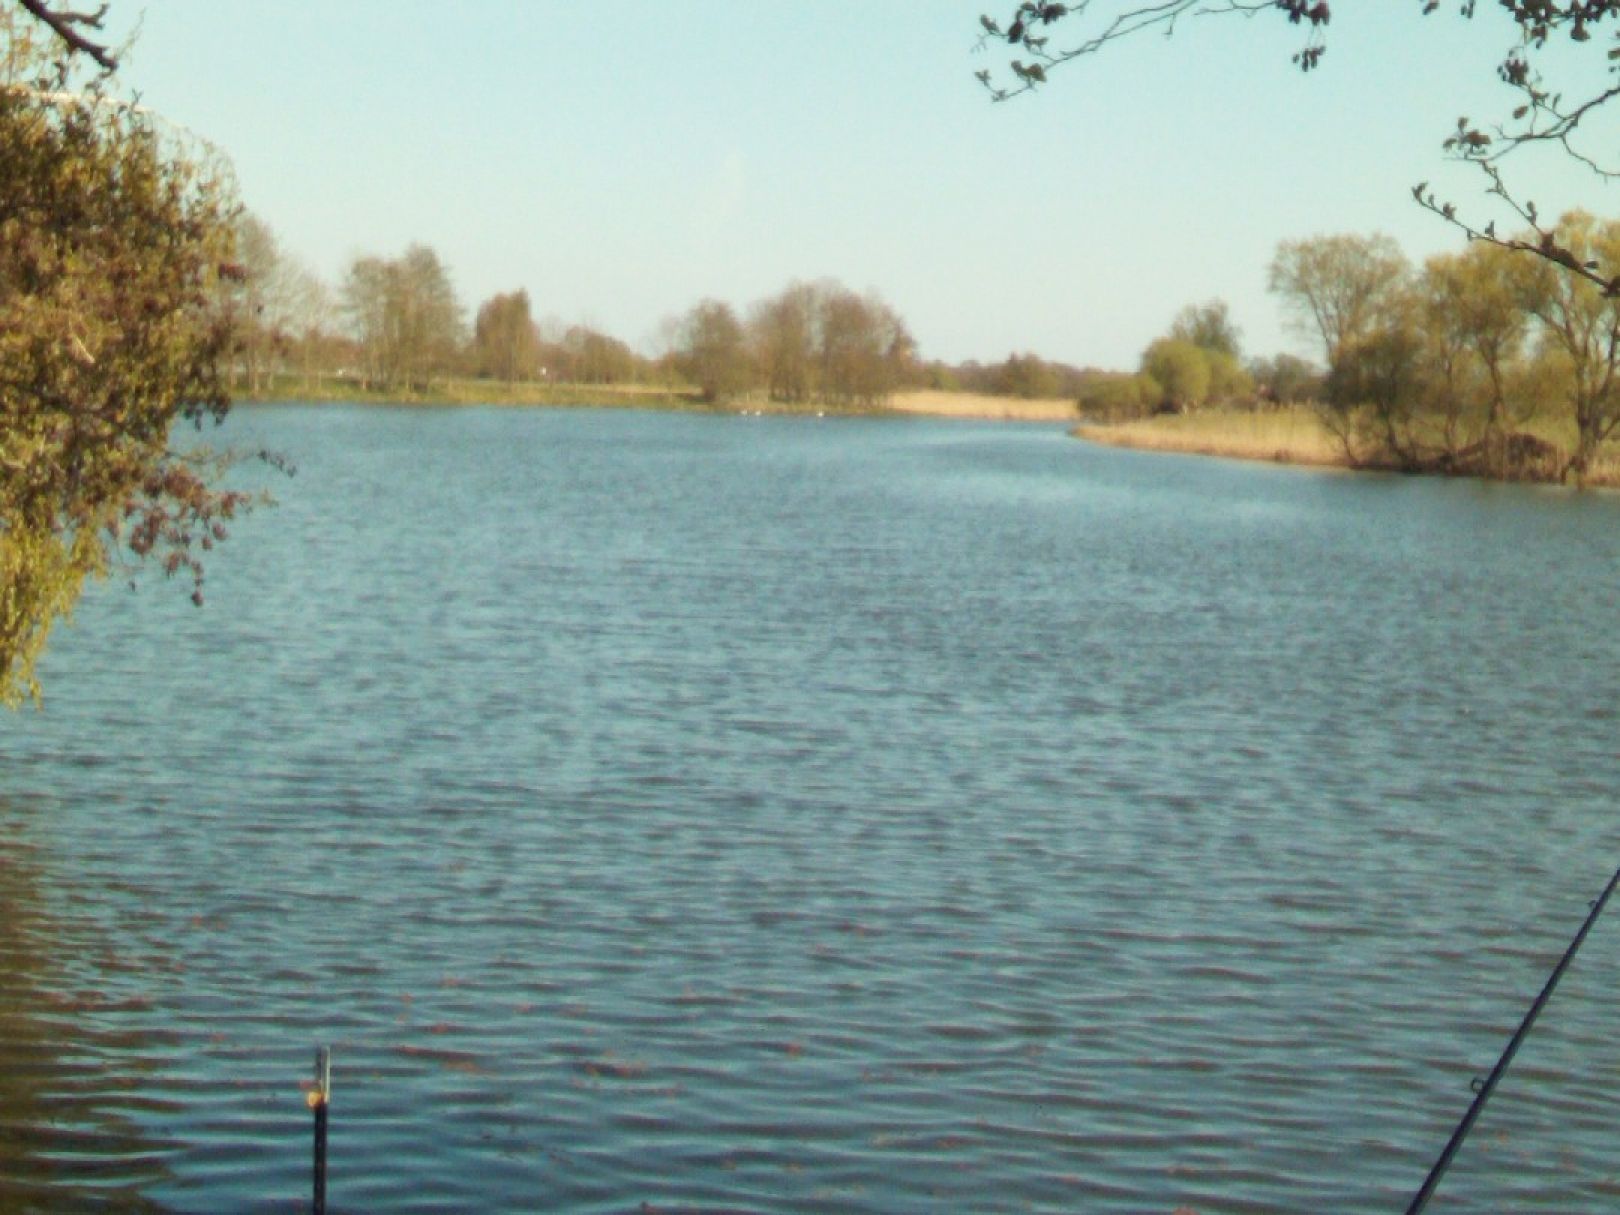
[243, 207, 1620, 484]
[230, 212, 1136, 407]
[230, 221, 654, 397]
[1079, 222, 1620, 485]
[12, 0, 1620, 710]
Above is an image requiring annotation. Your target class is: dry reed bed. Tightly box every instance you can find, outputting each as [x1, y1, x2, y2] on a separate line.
[1078, 407, 1620, 488]
[887, 390, 1079, 421]
[1075, 407, 1347, 468]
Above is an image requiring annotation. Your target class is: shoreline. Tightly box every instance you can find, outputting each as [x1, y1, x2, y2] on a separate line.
[235, 381, 1081, 422]
[1074, 408, 1620, 489]
[1072, 410, 1348, 471]
[234, 387, 1620, 487]
[882, 390, 1078, 422]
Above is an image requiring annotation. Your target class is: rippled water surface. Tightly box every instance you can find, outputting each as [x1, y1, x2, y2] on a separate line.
[5, 405, 1620, 1213]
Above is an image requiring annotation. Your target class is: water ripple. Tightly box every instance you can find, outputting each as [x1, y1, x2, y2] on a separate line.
[4, 408, 1620, 1211]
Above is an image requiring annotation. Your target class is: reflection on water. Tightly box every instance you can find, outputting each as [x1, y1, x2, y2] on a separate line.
[4, 407, 1620, 1211]
[0, 798, 172, 1212]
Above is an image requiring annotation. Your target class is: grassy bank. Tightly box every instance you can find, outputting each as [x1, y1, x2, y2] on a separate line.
[1076, 406, 1620, 487]
[235, 375, 1079, 421]
[1075, 406, 1346, 468]
[237, 373, 702, 409]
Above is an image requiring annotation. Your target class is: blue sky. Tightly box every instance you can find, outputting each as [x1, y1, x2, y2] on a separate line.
[104, 2, 1620, 370]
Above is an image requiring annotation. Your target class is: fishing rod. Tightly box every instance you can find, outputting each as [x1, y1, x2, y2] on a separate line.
[1405, 860, 1620, 1214]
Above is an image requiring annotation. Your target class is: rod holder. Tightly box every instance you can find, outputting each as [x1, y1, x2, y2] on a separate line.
[311, 1045, 331, 1215]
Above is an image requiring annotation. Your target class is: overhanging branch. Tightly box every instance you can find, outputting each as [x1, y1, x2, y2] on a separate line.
[17, 0, 117, 71]
[1414, 162, 1620, 296]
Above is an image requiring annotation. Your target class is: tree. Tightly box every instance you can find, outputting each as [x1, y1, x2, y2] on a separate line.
[993, 352, 1061, 398]
[1511, 211, 1620, 478]
[1077, 370, 1161, 420]
[341, 244, 463, 393]
[1140, 338, 1213, 412]
[1324, 310, 1431, 468]
[818, 286, 910, 406]
[229, 212, 318, 395]
[340, 255, 395, 388]
[750, 282, 821, 403]
[975, 2, 1620, 290]
[1169, 300, 1241, 360]
[676, 300, 751, 401]
[1420, 243, 1530, 442]
[565, 325, 638, 384]
[473, 289, 540, 383]
[281, 262, 336, 393]
[1247, 353, 1322, 405]
[1267, 235, 1410, 370]
[2, 10, 252, 704]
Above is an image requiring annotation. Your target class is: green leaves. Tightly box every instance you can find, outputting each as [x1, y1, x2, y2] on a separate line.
[1, 11, 248, 704]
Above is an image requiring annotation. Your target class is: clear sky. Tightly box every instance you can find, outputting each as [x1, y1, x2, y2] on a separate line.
[101, 1, 1620, 371]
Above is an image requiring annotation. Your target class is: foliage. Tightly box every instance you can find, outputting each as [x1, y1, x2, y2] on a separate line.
[676, 299, 751, 402]
[226, 211, 327, 394]
[1247, 352, 1322, 405]
[341, 244, 464, 393]
[1, 11, 252, 704]
[1140, 338, 1212, 412]
[1283, 218, 1620, 480]
[922, 361, 963, 392]
[1205, 349, 1253, 402]
[1421, 241, 1529, 436]
[1169, 299, 1241, 360]
[818, 287, 913, 405]
[557, 325, 639, 385]
[992, 352, 1061, 398]
[1076, 371, 1161, 420]
[1511, 211, 1620, 475]
[1267, 234, 1410, 366]
[742, 280, 914, 406]
[750, 283, 819, 403]
[473, 289, 540, 383]
[1322, 322, 1430, 467]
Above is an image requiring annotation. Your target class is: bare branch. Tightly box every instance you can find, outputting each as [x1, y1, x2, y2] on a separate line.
[17, 0, 117, 70]
[976, 3, 1620, 293]
[1414, 164, 1620, 296]
[1481, 79, 1620, 179]
[975, 1, 1325, 101]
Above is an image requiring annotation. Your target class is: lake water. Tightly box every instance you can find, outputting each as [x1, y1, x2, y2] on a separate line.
[4, 405, 1620, 1213]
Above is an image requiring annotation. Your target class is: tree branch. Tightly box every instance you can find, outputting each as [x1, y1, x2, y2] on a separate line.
[974, 1, 1326, 101]
[1414, 163, 1620, 296]
[17, 0, 117, 71]
[976, 3, 1620, 290]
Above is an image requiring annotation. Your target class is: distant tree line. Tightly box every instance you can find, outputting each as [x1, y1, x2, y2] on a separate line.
[1076, 299, 1322, 422]
[1071, 219, 1620, 483]
[225, 221, 670, 397]
[672, 282, 919, 405]
[239, 210, 1620, 480]
[228, 214, 1146, 409]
